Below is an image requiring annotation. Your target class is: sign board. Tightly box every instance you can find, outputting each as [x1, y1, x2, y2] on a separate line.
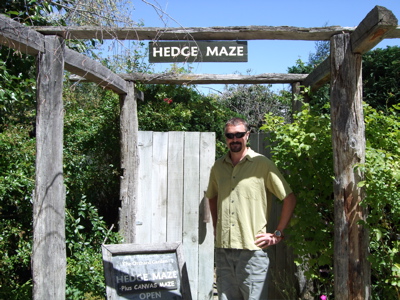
[149, 41, 248, 63]
[102, 242, 192, 300]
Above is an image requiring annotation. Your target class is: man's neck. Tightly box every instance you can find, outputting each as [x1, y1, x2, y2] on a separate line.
[229, 147, 248, 166]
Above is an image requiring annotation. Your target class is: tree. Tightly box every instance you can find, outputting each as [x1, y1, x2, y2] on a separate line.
[219, 79, 291, 131]
[287, 41, 330, 110]
[362, 46, 400, 112]
[137, 81, 238, 158]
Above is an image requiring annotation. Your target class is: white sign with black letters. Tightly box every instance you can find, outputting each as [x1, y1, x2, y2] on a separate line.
[149, 41, 248, 63]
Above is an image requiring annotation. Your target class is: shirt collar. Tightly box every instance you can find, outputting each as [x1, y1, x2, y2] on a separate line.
[223, 147, 255, 164]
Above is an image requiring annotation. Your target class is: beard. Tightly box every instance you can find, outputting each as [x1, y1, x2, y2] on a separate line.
[229, 142, 243, 152]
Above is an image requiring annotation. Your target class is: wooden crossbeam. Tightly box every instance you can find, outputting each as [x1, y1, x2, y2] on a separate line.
[351, 5, 399, 53]
[119, 73, 308, 85]
[0, 15, 127, 94]
[65, 49, 127, 94]
[34, 25, 355, 41]
[0, 14, 44, 54]
[1, 5, 399, 92]
[304, 5, 398, 91]
[33, 25, 400, 41]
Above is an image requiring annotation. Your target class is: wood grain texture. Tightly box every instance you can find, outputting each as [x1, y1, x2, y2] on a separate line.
[330, 33, 370, 300]
[32, 35, 66, 300]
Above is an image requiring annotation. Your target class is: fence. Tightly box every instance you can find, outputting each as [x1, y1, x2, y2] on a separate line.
[136, 131, 216, 300]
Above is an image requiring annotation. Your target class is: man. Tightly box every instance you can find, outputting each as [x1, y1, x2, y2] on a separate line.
[206, 117, 296, 300]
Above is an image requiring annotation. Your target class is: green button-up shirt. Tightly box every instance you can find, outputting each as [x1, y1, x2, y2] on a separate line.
[206, 148, 292, 250]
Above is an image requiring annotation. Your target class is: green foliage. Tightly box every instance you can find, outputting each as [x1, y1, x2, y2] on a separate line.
[1, 0, 51, 26]
[139, 83, 237, 157]
[363, 46, 400, 112]
[219, 83, 291, 130]
[66, 197, 122, 299]
[63, 81, 122, 225]
[262, 104, 334, 297]
[0, 125, 35, 299]
[0, 4, 123, 295]
[287, 58, 314, 74]
[261, 103, 400, 298]
[0, 78, 123, 298]
[287, 41, 329, 74]
[0, 93, 123, 299]
[362, 104, 400, 299]
[0, 55, 36, 127]
[308, 40, 330, 67]
[287, 59, 330, 110]
[288, 45, 400, 114]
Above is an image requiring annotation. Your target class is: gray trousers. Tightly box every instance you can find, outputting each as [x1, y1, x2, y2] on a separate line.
[215, 248, 269, 300]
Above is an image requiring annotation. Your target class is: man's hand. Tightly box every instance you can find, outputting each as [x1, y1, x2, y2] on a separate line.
[254, 233, 282, 249]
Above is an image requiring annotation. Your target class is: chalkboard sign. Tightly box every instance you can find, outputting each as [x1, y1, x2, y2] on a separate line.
[102, 242, 192, 300]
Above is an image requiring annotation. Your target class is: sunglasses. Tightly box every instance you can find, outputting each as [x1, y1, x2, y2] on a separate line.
[225, 132, 247, 139]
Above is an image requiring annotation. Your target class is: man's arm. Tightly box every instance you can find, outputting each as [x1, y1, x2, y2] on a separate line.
[276, 192, 297, 233]
[209, 196, 218, 236]
[255, 192, 296, 248]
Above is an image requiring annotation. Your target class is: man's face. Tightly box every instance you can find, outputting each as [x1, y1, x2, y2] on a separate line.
[225, 124, 249, 153]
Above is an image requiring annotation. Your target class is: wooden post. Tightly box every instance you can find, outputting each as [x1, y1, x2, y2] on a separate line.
[291, 81, 302, 116]
[32, 35, 66, 300]
[330, 33, 370, 299]
[119, 81, 139, 243]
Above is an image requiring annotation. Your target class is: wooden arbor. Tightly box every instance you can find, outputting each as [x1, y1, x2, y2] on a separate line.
[0, 4, 399, 300]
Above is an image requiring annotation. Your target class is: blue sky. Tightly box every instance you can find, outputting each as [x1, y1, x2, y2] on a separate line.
[112, 0, 400, 94]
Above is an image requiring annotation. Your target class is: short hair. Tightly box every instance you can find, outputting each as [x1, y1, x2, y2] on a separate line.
[225, 117, 249, 132]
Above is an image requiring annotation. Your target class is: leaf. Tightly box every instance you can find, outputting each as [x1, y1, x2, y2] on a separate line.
[373, 228, 382, 241]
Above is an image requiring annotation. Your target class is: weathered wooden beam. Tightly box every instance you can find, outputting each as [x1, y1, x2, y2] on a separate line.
[34, 25, 356, 41]
[302, 57, 331, 92]
[119, 72, 307, 85]
[330, 33, 370, 300]
[384, 26, 400, 38]
[119, 81, 139, 243]
[0, 14, 44, 54]
[351, 5, 398, 54]
[291, 82, 302, 114]
[304, 5, 398, 91]
[64, 48, 127, 94]
[0, 15, 128, 94]
[32, 35, 66, 300]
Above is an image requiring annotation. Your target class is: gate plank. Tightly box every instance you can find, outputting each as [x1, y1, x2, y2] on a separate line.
[151, 132, 169, 243]
[167, 132, 185, 243]
[183, 132, 201, 298]
[198, 132, 216, 300]
[136, 131, 215, 300]
[137, 131, 154, 243]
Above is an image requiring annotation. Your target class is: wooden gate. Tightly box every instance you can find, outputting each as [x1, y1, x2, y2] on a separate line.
[136, 131, 215, 300]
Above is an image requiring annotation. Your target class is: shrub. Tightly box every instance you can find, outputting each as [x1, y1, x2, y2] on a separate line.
[261, 103, 400, 298]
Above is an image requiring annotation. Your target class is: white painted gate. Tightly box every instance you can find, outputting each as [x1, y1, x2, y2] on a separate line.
[136, 131, 215, 300]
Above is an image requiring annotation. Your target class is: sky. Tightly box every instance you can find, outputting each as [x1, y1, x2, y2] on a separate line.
[110, 0, 400, 94]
